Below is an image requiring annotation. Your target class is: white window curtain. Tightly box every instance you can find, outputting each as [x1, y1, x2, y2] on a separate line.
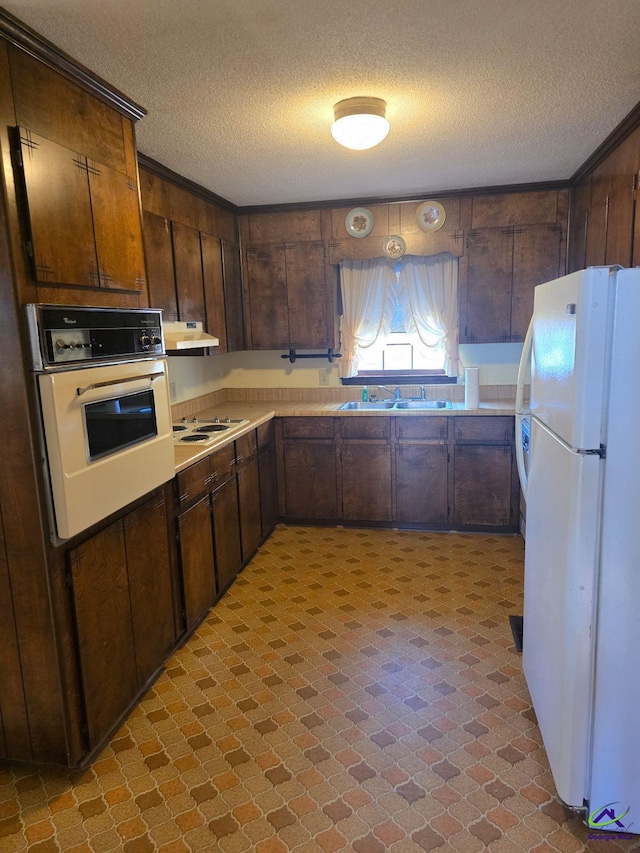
[397, 253, 459, 377]
[339, 259, 397, 377]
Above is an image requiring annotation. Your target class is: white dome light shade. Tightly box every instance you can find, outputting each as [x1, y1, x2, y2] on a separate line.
[331, 97, 390, 150]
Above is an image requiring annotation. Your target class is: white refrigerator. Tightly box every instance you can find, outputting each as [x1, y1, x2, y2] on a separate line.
[516, 266, 640, 834]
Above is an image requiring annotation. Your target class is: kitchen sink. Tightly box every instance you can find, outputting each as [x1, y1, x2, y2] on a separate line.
[338, 401, 396, 410]
[393, 400, 452, 409]
[338, 400, 452, 411]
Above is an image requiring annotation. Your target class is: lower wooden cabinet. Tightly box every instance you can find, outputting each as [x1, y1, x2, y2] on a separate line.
[68, 493, 175, 748]
[211, 477, 242, 593]
[178, 493, 217, 631]
[124, 496, 176, 687]
[258, 422, 278, 538]
[396, 443, 449, 525]
[342, 443, 392, 522]
[453, 444, 514, 527]
[277, 415, 517, 531]
[281, 440, 338, 520]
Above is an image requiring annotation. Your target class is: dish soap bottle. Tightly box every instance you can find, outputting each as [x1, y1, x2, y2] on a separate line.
[361, 386, 368, 402]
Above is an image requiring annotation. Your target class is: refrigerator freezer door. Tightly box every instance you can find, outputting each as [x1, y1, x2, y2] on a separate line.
[530, 267, 614, 450]
[523, 417, 602, 808]
[587, 268, 640, 830]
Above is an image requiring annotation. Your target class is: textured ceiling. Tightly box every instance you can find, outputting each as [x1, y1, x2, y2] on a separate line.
[3, 1, 640, 206]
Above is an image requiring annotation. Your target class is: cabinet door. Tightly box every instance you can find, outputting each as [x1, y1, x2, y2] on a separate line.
[258, 443, 278, 538]
[142, 211, 178, 321]
[178, 495, 216, 630]
[211, 477, 242, 593]
[222, 241, 245, 352]
[282, 440, 338, 520]
[124, 495, 176, 688]
[511, 224, 562, 342]
[453, 444, 514, 528]
[172, 222, 206, 322]
[69, 521, 137, 747]
[89, 160, 146, 290]
[342, 443, 392, 522]
[605, 182, 634, 268]
[568, 209, 587, 274]
[464, 228, 513, 343]
[584, 202, 607, 268]
[201, 231, 227, 349]
[285, 242, 330, 348]
[245, 244, 289, 348]
[396, 443, 448, 525]
[237, 458, 262, 561]
[18, 128, 98, 287]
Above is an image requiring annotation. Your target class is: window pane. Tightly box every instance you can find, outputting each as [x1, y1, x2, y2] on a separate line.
[383, 343, 412, 370]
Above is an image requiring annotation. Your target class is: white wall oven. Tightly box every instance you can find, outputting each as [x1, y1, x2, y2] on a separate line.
[26, 305, 175, 542]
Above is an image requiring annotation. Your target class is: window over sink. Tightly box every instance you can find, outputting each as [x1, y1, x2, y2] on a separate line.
[339, 254, 459, 385]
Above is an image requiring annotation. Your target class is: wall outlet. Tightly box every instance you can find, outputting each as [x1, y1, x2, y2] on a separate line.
[169, 381, 177, 402]
[318, 368, 331, 386]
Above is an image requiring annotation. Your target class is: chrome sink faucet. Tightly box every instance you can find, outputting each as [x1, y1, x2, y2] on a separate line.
[378, 385, 402, 400]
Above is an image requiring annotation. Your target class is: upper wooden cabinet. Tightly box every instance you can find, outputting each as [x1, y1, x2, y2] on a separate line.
[461, 192, 565, 343]
[4, 45, 147, 304]
[569, 125, 640, 273]
[140, 166, 244, 346]
[18, 128, 145, 291]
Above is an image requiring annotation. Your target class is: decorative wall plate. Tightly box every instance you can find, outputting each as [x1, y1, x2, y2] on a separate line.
[382, 235, 406, 259]
[416, 200, 446, 232]
[345, 207, 374, 238]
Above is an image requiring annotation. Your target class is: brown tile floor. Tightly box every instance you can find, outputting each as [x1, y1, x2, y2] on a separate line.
[1, 526, 638, 853]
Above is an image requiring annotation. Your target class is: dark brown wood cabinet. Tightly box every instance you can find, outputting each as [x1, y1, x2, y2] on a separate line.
[18, 128, 145, 292]
[340, 417, 393, 522]
[278, 415, 517, 532]
[178, 493, 216, 631]
[222, 240, 245, 352]
[124, 495, 176, 687]
[463, 223, 562, 343]
[342, 442, 393, 522]
[211, 477, 242, 593]
[201, 230, 227, 349]
[18, 129, 97, 287]
[69, 522, 138, 749]
[395, 417, 449, 526]
[68, 493, 176, 749]
[244, 240, 333, 350]
[236, 432, 262, 561]
[452, 417, 517, 530]
[140, 166, 244, 343]
[142, 211, 178, 320]
[258, 421, 278, 538]
[172, 221, 206, 322]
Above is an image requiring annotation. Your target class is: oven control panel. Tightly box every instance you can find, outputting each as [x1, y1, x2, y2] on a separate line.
[25, 304, 165, 370]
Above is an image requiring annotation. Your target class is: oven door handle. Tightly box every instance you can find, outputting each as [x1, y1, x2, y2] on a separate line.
[76, 371, 164, 397]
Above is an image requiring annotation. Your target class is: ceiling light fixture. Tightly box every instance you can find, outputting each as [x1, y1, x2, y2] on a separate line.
[331, 97, 390, 150]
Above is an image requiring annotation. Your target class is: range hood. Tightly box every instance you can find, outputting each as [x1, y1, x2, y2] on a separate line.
[163, 321, 219, 351]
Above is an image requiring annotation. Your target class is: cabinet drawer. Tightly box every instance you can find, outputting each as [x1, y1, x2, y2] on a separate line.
[396, 417, 448, 441]
[454, 416, 514, 443]
[235, 430, 257, 464]
[209, 443, 236, 485]
[341, 417, 391, 440]
[176, 458, 210, 506]
[282, 417, 335, 439]
[257, 419, 275, 450]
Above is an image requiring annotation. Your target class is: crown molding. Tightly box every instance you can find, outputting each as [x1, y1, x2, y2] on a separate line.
[137, 153, 239, 214]
[571, 100, 640, 184]
[0, 6, 146, 121]
[237, 180, 571, 215]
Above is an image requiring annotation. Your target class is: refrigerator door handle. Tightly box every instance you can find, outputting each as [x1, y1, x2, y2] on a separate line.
[515, 317, 534, 497]
[516, 316, 533, 417]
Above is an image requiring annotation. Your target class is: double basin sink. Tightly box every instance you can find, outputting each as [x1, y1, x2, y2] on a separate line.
[339, 400, 452, 411]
